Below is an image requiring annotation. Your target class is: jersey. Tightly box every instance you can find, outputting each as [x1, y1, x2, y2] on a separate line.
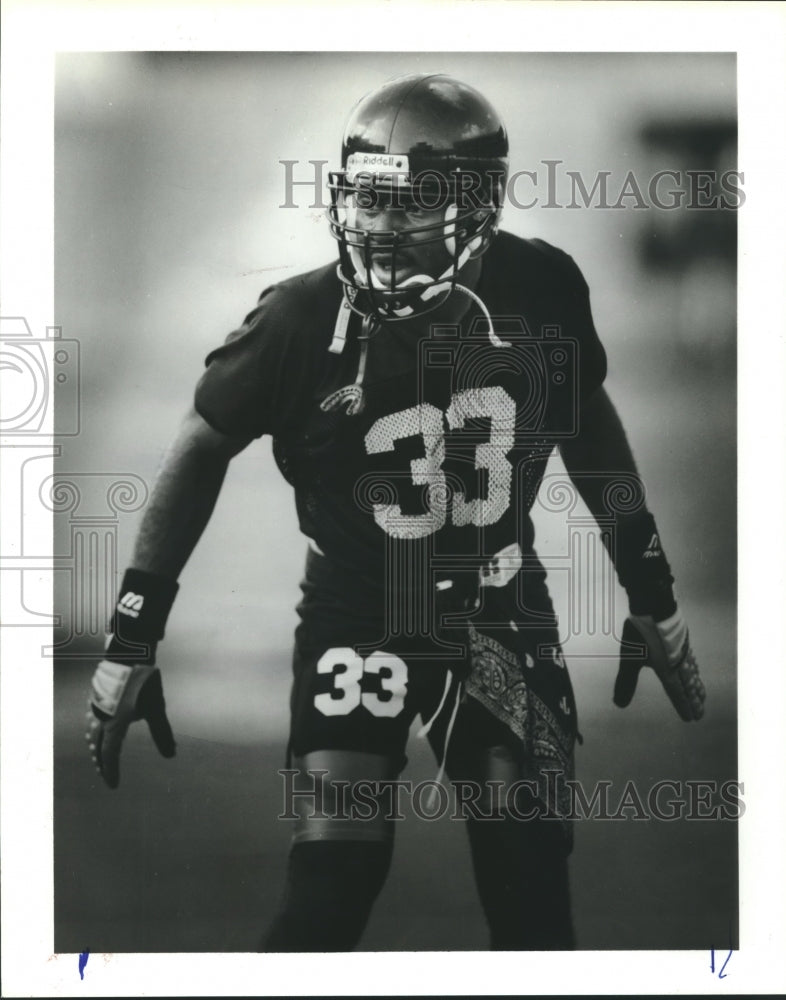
[195, 231, 607, 798]
[196, 229, 606, 600]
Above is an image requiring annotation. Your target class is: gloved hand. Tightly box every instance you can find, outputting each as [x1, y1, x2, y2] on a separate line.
[614, 609, 706, 721]
[86, 568, 179, 787]
[87, 660, 176, 789]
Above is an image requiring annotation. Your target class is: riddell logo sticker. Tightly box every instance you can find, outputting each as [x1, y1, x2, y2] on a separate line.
[643, 533, 662, 558]
[117, 592, 144, 618]
[345, 152, 411, 183]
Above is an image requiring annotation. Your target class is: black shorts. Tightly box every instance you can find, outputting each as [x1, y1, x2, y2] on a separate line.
[288, 549, 579, 789]
[289, 620, 454, 768]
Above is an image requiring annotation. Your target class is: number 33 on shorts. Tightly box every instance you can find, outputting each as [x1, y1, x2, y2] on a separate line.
[315, 648, 408, 718]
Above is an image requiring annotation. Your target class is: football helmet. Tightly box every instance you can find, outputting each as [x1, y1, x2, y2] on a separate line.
[328, 73, 509, 323]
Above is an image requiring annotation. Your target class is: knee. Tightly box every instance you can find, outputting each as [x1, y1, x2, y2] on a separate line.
[262, 750, 398, 952]
[459, 745, 576, 950]
[288, 749, 399, 845]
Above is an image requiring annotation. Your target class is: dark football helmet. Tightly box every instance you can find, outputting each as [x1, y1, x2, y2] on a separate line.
[328, 73, 509, 323]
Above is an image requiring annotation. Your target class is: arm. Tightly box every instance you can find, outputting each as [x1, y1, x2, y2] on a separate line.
[559, 387, 705, 720]
[131, 405, 253, 578]
[559, 386, 675, 619]
[559, 387, 640, 522]
[87, 407, 254, 787]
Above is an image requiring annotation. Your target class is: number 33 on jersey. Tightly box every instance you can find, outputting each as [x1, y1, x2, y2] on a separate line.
[365, 386, 516, 539]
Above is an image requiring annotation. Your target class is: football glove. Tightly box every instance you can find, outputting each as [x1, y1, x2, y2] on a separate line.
[87, 568, 179, 788]
[87, 661, 176, 789]
[614, 609, 706, 721]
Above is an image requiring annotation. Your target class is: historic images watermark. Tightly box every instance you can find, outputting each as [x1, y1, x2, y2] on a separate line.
[280, 159, 745, 211]
[278, 768, 745, 823]
[0, 316, 148, 654]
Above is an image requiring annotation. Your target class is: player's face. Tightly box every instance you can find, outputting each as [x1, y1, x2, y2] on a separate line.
[352, 192, 451, 287]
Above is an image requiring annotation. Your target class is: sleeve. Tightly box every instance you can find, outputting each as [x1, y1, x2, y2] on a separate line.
[558, 251, 607, 408]
[194, 285, 307, 439]
[545, 245, 676, 620]
[531, 238, 608, 408]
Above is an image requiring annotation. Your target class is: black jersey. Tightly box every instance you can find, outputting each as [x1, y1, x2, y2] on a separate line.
[195, 231, 607, 626]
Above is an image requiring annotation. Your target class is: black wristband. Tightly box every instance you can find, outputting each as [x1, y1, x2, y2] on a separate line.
[611, 510, 677, 621]
[626, 578, 677, 621]
[105, 568, 179, 665]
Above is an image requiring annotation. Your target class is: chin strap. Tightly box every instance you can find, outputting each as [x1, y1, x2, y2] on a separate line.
[320, 282, 507, 417]
[319, 314, 377, 415]
[454, 283, 509, 348]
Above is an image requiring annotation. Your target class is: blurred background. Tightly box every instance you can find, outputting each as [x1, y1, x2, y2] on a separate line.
[53, 52, 736, 952]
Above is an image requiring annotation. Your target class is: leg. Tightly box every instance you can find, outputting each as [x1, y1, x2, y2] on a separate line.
[442, 699, 576, 950]
[261, 839, 394, 952]
[260, 750, 397, 952]
[463, 750, 575, 950]
[264, 613, 448, 951]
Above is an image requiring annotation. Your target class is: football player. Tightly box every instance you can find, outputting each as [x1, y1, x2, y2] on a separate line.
[86, 73, 705, 951]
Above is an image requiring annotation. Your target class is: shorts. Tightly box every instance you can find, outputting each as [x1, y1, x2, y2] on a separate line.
[288, 550, 579, 800]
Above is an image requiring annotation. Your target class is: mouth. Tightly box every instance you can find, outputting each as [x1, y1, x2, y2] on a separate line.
[369, 252, 417, 286]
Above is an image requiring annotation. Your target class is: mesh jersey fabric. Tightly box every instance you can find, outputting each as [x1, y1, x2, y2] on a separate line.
[195, 230, 607, 606]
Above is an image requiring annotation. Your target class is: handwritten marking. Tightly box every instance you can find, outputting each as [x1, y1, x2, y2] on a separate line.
[710, 947, 733, 979]
[78, 950, 89, 980]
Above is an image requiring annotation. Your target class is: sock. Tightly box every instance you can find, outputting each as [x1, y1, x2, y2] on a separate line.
[259, 839, 393, 952]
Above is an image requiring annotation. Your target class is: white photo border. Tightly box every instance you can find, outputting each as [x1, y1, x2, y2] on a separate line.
[1, 1, 785, 996]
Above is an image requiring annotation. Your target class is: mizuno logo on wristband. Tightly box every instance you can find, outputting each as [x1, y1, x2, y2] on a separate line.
[642, 533, 662, 558]
[117, 592, 145, 617]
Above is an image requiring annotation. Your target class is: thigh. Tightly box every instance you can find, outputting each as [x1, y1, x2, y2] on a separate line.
[424, 614, 578, 845]
[460, 616, 579, 819]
